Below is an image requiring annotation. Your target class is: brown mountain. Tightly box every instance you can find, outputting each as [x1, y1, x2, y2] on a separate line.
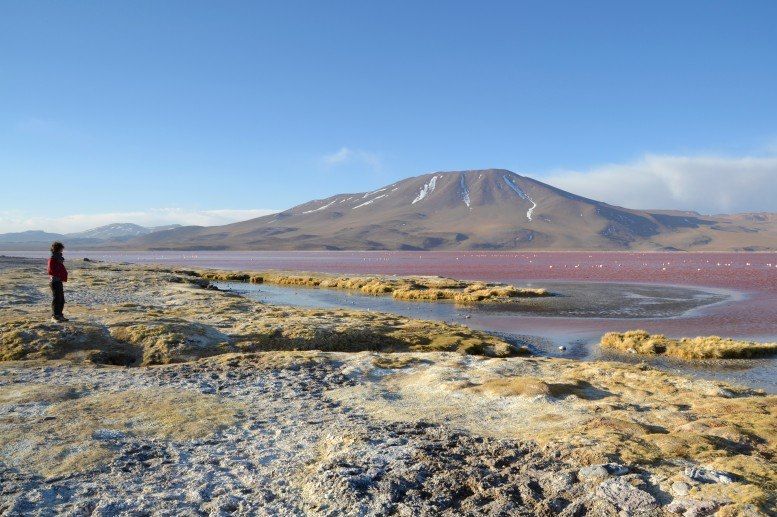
[131, 169, 777, 251]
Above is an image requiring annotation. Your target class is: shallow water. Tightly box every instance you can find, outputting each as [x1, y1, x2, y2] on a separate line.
[218, 279, 776, 393]
[218, 280, 728, 320]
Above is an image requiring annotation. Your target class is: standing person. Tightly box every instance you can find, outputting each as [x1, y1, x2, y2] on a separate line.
[47, 241, 69, 322]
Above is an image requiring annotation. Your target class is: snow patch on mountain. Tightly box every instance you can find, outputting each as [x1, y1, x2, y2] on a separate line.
[363, 187, 387, 199]
[70, 223, 150, 239]
[503, 176, 537, 221]
[460, 175, 471, 208]
[301, 200, 337, 214]
[353, 194, 387, 209]
[527, 201, 537, 220]
[412, 176, 438, 204]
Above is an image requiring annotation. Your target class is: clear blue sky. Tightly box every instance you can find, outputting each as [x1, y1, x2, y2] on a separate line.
[2, 1, 776, 232]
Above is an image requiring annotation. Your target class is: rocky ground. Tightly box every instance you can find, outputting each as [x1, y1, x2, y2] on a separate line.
[0, 257, 774, 515]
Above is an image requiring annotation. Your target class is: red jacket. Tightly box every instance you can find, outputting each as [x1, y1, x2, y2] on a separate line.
[47, 258, 68, 282]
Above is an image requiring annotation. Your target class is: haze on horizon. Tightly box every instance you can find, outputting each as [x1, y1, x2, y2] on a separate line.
[2, 1, 776, 234]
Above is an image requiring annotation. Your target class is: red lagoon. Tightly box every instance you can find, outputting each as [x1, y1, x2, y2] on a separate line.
[10, 250, 777, 340]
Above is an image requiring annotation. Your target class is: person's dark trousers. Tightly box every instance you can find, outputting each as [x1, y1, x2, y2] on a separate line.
[50, 280, 65, 317]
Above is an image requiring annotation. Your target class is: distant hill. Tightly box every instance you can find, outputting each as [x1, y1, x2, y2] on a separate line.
[125, 169, 777, 251]
[0, 230, 65, 244]
[68, 223, 182, 240]
[0, 223, 182, 249]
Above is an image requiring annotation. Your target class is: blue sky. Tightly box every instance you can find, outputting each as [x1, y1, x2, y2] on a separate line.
[2, 1, 776, 232]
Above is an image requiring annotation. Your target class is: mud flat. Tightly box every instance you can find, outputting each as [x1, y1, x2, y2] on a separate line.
[0, 257, 774, 515]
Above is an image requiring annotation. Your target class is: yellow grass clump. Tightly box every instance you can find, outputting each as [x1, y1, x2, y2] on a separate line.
[108, 318, 233, 365]
[601, 330, 777, 359]
[0, 383, 80, 405]
[0, 386, 242, 477]
[471, 376, 555, 397]
[391, 286, 448, 301]
[371, 354, 430, 369]
[470, 376, 600, 399]
[197, 270, 263, 283]
[0, 319, 138, 365]
[189, 268, 551, 304]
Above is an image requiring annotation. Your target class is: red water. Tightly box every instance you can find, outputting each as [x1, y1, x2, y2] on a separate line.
[10, 250, 777, 340]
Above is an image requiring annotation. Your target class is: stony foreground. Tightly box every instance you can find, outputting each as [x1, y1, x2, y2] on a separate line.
[0, 257, 775, 515]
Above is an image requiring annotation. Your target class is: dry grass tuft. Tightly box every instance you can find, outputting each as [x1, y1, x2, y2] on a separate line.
[391, 286, 448, 301]
[207, 351, 329, 370]
[198, 270, 263, 283]
[191, 268, 551, 304]
[0, 386, 242, 477]
[471, 376, 554, 397]
[601, 330, 777, 359]
[470, 376, 606, 399]
[372, 355, 429, 369]
[109, 318, 234, 365]
[0, 319, 139, 365]
[0, 383, 80, 404]
[49, 389, 240, 440]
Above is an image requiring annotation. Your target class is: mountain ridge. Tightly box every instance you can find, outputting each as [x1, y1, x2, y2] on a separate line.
[0, 223, 183, 246]
[125, 169, 777, 251]
[2, 170, 775, 251]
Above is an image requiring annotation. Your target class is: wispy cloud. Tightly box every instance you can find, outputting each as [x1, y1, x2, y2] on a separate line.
[0, 208, 278, 234]
[542, 154, 777, 214]
[321, 147, 382, 170]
